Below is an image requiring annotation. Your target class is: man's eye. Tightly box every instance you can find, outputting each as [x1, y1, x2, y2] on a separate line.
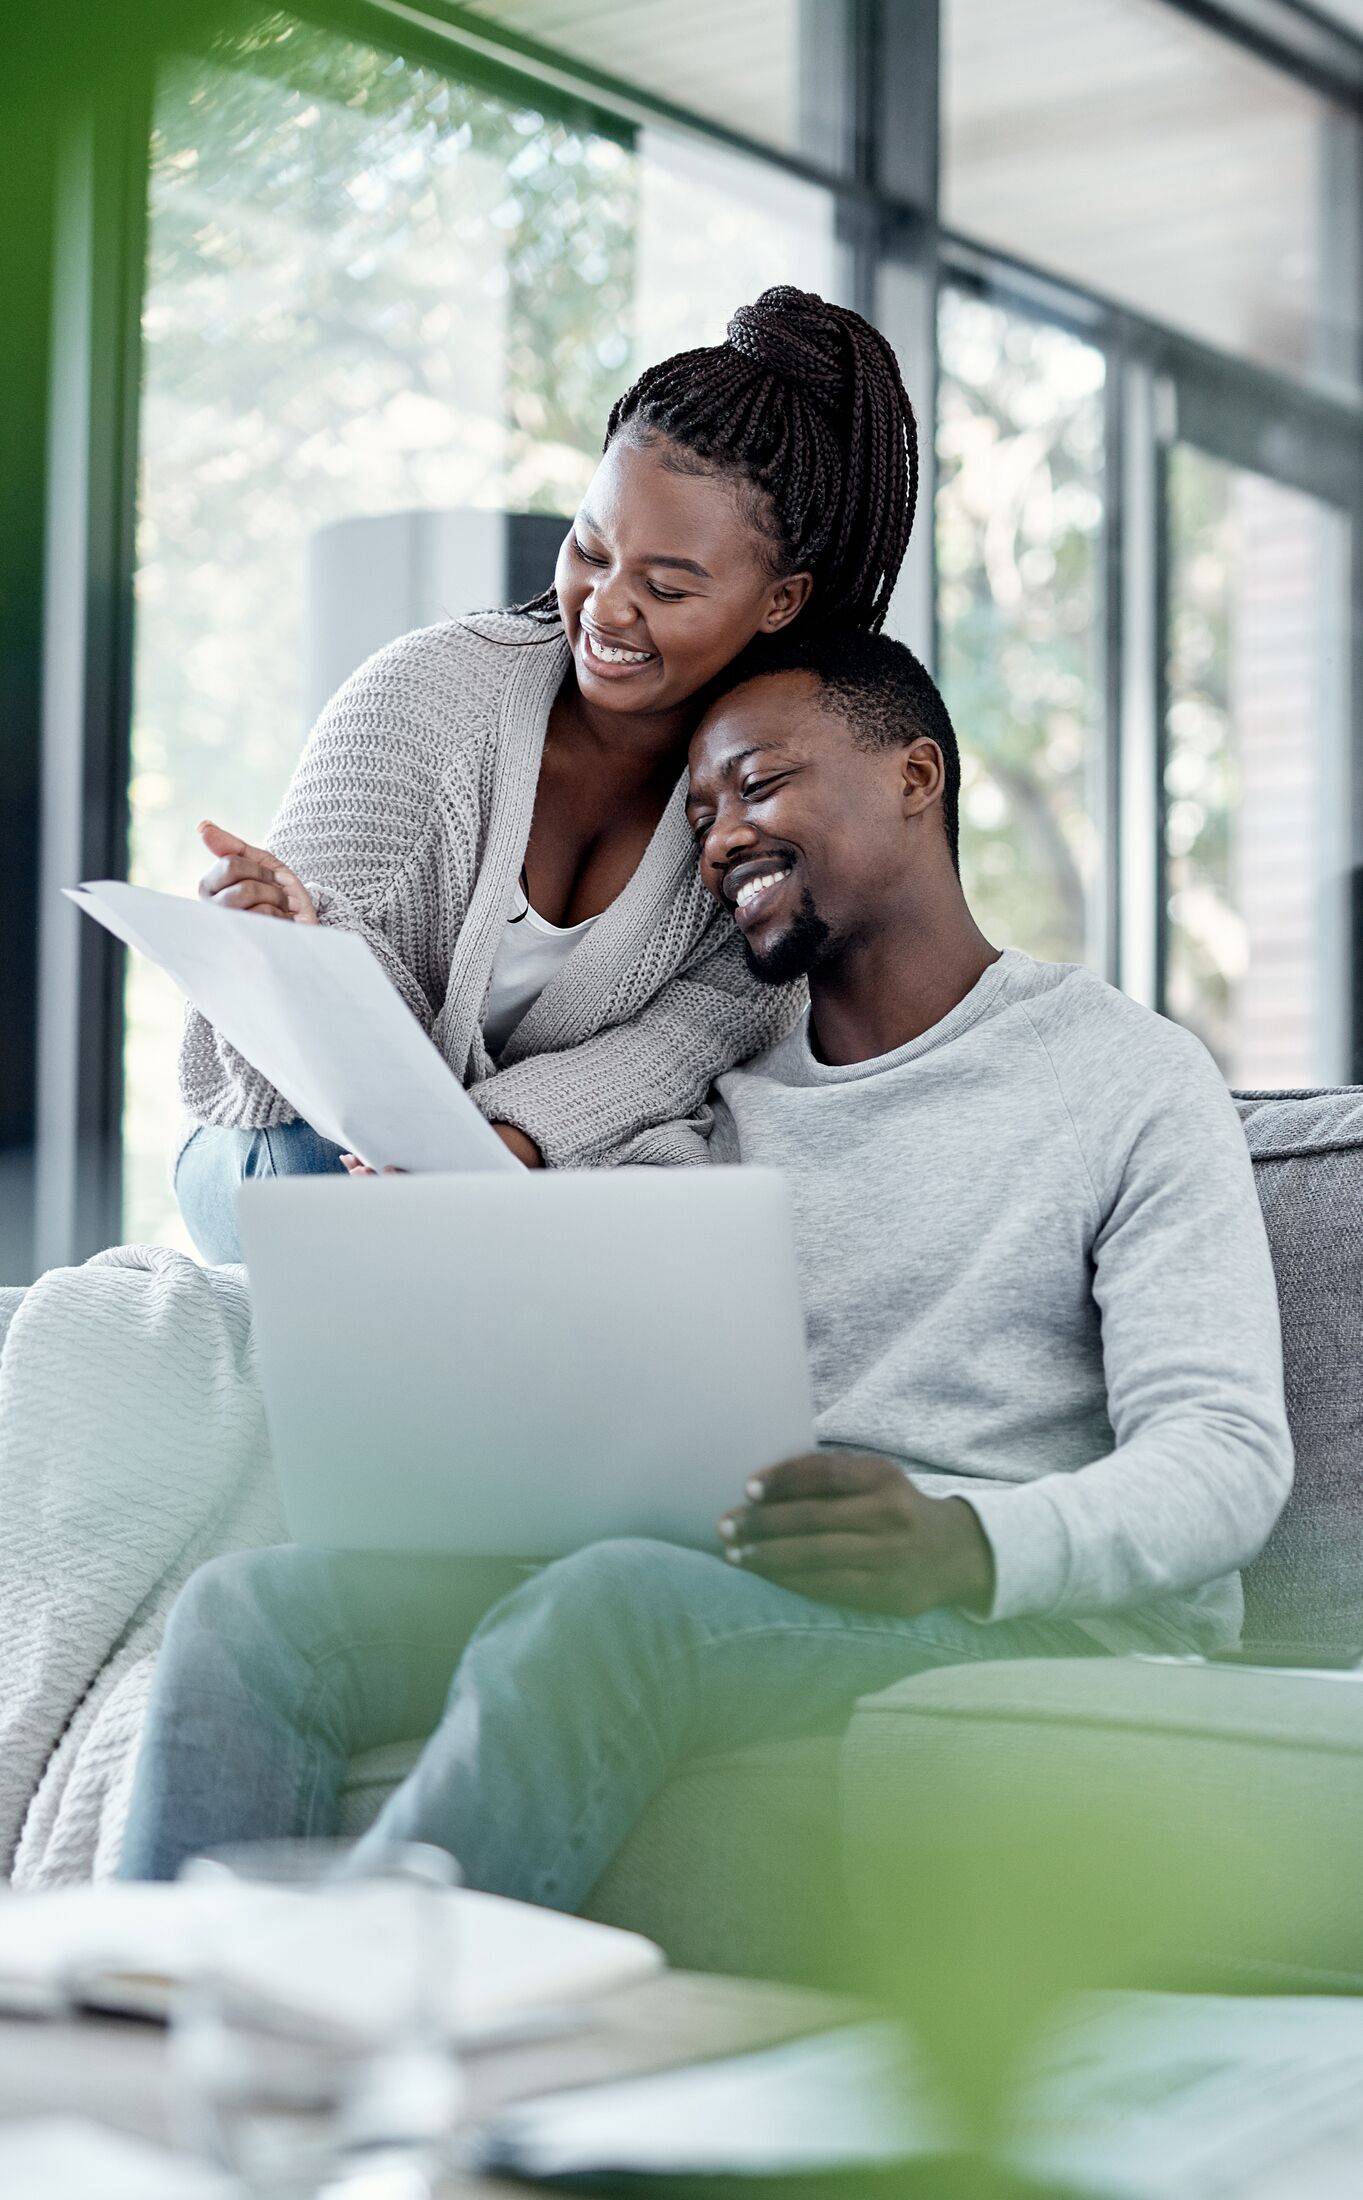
[742, 776, 782, 800]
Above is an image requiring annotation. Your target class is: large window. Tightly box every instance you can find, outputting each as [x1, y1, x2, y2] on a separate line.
[943, 0, 1362, 396]
[1163, 445, 1353, 1086]
[936, 288, 1106, 967]
[460, 0, 850, 165]
[123, 15, 835, 1244]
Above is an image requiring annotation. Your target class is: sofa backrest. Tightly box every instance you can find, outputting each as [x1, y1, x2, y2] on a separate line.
[1235, 1089, 1363, 1647]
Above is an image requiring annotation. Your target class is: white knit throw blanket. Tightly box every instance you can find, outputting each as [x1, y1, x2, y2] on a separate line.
[0, 1247, 285, 1887]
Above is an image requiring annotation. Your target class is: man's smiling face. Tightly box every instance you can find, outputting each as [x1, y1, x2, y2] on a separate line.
[687, 670, 924, 984]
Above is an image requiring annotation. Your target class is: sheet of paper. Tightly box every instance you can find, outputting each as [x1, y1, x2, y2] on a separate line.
[469, 2021, 945, 2177]
[69, 881, 518, 1175]
[472, 1993, 1363, 2196]
[1015, 1989, 1363, 2199]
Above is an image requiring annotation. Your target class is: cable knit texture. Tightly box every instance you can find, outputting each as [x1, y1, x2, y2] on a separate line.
[178, 612, 802, 1167]
[0, 1249, 285, 1887]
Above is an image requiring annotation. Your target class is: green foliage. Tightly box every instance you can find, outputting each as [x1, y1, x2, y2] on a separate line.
[936, 292, 1105, 966]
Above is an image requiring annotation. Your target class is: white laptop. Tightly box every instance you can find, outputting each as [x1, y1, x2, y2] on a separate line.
[237, 1168, 814, 1557]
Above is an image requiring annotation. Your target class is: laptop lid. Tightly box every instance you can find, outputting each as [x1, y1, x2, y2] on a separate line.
[238, 1168, 814, 1557]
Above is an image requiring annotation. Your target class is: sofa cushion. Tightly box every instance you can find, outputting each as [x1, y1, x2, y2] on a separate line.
[1235, 1090, 1363, 1646]
[843, 1657, 1363, 1993]
[340, 1734, 850, 1985]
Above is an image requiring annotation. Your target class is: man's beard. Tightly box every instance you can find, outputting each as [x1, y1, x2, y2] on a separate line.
[741, 887, 834, 985]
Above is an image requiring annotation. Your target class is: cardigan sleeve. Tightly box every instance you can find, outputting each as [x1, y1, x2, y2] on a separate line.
[177, 630, 476, 1130]
[468, 923, 805, 1167]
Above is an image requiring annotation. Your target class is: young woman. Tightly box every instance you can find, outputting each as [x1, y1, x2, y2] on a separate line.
[177, 285, 919, 1259]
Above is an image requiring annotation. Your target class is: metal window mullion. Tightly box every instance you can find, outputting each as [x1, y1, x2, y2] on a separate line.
[35, 89, 149, 1271]
[1115, 357, 1168, 1012]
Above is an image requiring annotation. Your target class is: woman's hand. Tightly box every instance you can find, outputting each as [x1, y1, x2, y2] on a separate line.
[197, 820, 318, 924]
[493, 1124, 543, 1168]
[342, 1127, 540, 1178]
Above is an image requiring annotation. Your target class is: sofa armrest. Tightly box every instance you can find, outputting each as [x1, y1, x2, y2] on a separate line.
[839, 1657, 1363, 1995]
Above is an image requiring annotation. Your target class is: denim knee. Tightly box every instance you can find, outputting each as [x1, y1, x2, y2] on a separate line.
[483, 1538, 721, 1669]
[175, 1121, 346, 1264]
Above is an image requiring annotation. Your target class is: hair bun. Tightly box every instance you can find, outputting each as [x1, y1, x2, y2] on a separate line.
[725, 286, 847, 396]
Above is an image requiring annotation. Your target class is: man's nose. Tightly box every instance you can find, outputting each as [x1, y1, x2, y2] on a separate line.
[701, 811, 760, 878]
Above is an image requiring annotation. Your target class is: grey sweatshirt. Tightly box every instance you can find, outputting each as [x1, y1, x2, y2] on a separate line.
[709, 948, 1293, 1647]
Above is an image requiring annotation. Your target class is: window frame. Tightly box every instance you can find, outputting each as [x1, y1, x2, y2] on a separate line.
[14, 0, 1363, 1277]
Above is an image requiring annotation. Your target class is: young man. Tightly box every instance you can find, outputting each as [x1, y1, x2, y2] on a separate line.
[120, 630, 1292, 1897]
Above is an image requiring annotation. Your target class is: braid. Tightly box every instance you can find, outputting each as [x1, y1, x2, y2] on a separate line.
[516, 287, 918, 634]
[612, 287, 918, 633]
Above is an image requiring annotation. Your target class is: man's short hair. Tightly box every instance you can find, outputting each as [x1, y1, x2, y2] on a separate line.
[724, 627, 961, 871]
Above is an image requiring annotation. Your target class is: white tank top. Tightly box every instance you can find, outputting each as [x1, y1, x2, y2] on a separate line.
[481, 891, 598, 1061]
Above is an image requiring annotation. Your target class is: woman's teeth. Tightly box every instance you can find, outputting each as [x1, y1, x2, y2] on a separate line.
[585, 630, 653, 665]
[736, 868, 790, 911]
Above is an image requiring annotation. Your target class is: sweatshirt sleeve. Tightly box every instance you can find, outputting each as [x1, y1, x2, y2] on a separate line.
[961, 1035, 1293, 1625]
[468, 923, 804, 1168]
[177, 632, 474, 1129]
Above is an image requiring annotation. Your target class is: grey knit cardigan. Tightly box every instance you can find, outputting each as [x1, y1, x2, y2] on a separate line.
[178, 612, 802, 1167]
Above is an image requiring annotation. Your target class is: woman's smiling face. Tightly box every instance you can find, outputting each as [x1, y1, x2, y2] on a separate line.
[553, 431, 812, 717]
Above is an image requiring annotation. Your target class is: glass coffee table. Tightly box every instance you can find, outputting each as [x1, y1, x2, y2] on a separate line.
[0, 1968, 861, 2194]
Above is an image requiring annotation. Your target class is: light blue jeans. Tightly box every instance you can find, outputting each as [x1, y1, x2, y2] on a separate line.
[117, 1539, 1195, 1902]
[176, 1121, 347, 1265]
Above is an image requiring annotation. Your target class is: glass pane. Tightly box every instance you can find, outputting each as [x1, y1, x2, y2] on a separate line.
[1163, 447, 1353, 1086]
[943, 0, 1361, 394]
[936, 288, 1106, 966]
[123, 17, 836, 1246]
[461, 0, 849, 166]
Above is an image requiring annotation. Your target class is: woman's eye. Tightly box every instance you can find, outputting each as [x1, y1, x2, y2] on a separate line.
[572, 536, 606, 565]
[647, 582, 687, 603]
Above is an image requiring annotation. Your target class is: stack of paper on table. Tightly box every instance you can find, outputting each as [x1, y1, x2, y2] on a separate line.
[0, 1882, 660, 2044]
[68, 880, 519, 1176]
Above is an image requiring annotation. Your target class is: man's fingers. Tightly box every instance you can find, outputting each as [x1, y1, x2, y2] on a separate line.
[728, 1532, 902, 1577]
[745, 1451, 896, 1506]
[719, 1493, 892, 1545]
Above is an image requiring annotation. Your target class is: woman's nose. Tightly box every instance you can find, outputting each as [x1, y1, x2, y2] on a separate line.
[587, 567, 640, 629]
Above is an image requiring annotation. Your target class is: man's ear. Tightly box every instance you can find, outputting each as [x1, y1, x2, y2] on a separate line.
[759, 572, 814, 633]
[900, 738, 945, 820]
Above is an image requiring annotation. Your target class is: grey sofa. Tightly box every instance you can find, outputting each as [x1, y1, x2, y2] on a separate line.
[341, 1088, 1363, 1988]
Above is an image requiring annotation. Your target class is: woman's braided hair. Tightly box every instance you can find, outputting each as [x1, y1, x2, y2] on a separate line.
[523, 287, 918, 634]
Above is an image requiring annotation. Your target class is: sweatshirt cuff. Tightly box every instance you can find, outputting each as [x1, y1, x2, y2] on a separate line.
[954, 1481, 1075, 1623]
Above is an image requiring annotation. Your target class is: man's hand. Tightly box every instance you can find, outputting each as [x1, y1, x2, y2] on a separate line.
[197, 820, 318, 924]
[717, 1452, 995, 1617]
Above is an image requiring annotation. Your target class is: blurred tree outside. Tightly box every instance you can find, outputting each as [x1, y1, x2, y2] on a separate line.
[936, 289, 1105, 966]
[1163, 445, 1238, 1069]
[124, 14, 637, 1244]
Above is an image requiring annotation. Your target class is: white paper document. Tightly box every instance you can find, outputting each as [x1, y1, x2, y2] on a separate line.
[473, 1994, 1363, 2197]
[69, 880, 518, 1175]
